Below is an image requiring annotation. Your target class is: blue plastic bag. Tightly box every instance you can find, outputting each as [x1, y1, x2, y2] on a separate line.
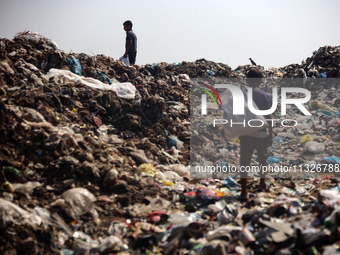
[319, 73, 327, 78]
[67, 57, 82, 75]
[224, 176, 239, 188]
[167, 135, 183, 149]
[323, 157, 340, 164]
[96, 70, 112, 85]
[268, 155, 281, 164]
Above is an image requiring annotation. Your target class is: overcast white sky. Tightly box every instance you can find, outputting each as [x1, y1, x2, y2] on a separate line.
[1, 0, 339, 69]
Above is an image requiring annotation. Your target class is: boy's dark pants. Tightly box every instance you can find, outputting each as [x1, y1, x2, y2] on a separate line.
[239, 135, 269, 179]
[128, 52, 137, 65]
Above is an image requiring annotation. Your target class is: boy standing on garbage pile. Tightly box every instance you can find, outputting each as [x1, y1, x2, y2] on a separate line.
[240, 68, 273, 200]
[123, 20, 137, 65]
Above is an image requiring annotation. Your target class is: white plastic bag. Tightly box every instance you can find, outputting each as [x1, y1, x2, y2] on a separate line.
[45, 69, 136, 99]
[50, 187, 98, 220]
[304, 141, 326, 154]
[220, 89, 268, 138]
[113, 82, 136, 99]
[12, 181, 42, 195]
[119, 56, 130, 66]
[0, 198, 44, 228]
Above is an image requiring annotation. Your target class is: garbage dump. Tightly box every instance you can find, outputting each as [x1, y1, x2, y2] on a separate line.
[0, 31, 340, 254]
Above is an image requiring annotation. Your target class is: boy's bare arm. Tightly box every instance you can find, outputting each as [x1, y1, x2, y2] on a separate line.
[124, 39, 132, 58]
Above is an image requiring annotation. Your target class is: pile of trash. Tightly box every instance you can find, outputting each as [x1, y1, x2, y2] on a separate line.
[0, 31, 340, 254]
[234, 45, 340, 79]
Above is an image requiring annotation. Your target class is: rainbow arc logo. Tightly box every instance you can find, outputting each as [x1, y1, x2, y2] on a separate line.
[199, 83, 222, 115]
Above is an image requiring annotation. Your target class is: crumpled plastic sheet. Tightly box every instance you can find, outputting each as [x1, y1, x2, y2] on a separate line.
[304, 141, 326, 154]
[51, 187, 98, 220]
[0, 198, 45, 228]
[45, 68, 136, 99]
[11, 181, 42, 195]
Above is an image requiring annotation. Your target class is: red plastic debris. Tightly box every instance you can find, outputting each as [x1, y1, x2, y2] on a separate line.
[92, 115, 102, 128]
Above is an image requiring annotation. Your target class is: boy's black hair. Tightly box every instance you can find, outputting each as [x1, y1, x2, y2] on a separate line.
[246, 68, 264, 87]
[246, 68, 263, 78]
[123, 20, 133, 28]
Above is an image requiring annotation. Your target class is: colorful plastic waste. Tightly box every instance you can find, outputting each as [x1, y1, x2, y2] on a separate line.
[300, 134, 314, 144]
[67, 57, 82, 75]
[198, 187, 220, 200]
[138, 163, 157, 177]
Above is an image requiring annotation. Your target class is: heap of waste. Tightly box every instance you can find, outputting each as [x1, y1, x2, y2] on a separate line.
[0, 31, 339, 254]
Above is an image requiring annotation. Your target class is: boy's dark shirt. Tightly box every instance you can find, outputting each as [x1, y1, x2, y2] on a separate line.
[252, 89, 272, 111]
[126, 29, 137, 53]
[243, 88, 272, 137]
